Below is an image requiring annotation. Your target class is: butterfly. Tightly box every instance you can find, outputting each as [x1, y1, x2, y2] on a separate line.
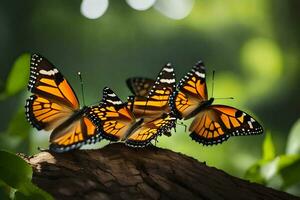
[127, 64, 178, 137]
[25, 54, 102, 152]
[169, 61, 264, 145]
[88, 87, 177, 147]
[127, 63, 176, 119]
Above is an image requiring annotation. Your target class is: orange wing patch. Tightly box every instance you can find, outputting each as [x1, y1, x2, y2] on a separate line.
[171, 91, 200, 119]
[25, 95, 73, 131]
[49, 116, 102, 153]
[125, 114, 176, 147]
[189, 105, 263, 145]
[170, 61, 208, 119]
[29, 54, 79, 110]
[89, 104, 135, 141]
[189, 110, 228, 145]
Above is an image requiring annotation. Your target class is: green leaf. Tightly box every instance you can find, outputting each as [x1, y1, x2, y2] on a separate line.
[0, 151, 31, 189]
[5, 54, 30, 97]
[15, 182, 53, 200]
[286, 119, 300, 154]
[0, 151, 53, 200]
[277, 154, 300, 189]
[263, 132, 275, 161]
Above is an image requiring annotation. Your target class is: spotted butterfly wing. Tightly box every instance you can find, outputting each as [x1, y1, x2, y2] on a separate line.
[25, 54, 101, 152]
[170, 60, 263, 145]
[126, 113, 177, 147]
[189, 105, 263, 145]
[88, 87, 138, 141]
[126, 77, 155, 97]
[129, 63, 176, 120]
[170, 61, 208, 120]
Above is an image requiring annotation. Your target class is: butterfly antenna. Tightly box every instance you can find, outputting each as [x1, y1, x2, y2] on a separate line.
[211, 70, 215, 97]
[214, 97, 234, 100]
[78, 72, 86, 106]
[210, 70, 234, 101]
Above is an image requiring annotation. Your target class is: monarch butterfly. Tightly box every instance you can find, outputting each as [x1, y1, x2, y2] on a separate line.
[169, 61, 264, 145]
[127, 63, 177, 137]
[25, 54, 102, 152]
[88, 87, 177, 147]
[127, 63, 176, 119]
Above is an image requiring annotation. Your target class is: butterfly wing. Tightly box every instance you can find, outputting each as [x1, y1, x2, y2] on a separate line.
[26, 54, 81, 131]
[88, 87, 136, 141]
[126, 77, 155, 97]
[189, 105, 264, 145]
[170, 61, 208, 119]
[28, 54, 79, 109]
[129, 63, 176, 119]
[125, 113, 177, 147]
[49, 114, 102, 153]
[25, 95, 74, 131]
[26, 54, 102, 152]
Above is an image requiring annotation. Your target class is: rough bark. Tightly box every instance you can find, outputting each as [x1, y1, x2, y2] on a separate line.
[23, 143, 299, 200]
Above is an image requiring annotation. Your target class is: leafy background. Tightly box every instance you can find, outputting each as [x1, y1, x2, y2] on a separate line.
[0, 0, 299, 199]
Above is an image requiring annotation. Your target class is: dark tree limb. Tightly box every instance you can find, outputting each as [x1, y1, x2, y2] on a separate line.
[23, 143, 299, 200]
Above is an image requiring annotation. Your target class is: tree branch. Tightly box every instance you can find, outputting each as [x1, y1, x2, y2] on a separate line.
[24, 143, 299, 200]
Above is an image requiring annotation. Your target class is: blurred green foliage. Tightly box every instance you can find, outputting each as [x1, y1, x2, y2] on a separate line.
[245, 120, 300, 195]
[0, 54, 30, 100]
[0, 0, 299, 198]
[0, 150, 53, 200]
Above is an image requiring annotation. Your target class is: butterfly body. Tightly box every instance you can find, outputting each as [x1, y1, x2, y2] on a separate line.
[170, 61, 263, 145]
[49, 106, 89, 140]
[182, 97, 215, 120]
[26, 54, 102, 152]
[121, 118, 144, 141]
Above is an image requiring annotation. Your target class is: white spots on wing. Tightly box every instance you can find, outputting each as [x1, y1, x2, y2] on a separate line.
[160, 78, 175, 84]
[162, 67, 173, 72]
[195, 71, 205, 78]
[248, 121, 253, 129]
[107, 93, 116, 97]
[39, 69, 59, 76]
[106, 99, 122, 105]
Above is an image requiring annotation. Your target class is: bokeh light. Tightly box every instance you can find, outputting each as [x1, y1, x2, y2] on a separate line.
[80, 0, 109, 19]
[154, 0, 194, 20]
[126, 0, 156, 11]
[241, 38, 283, 100]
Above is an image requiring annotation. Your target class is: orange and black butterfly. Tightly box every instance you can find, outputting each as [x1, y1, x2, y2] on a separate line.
[25, 54, 102, 152]
[88, 87, 176, 147]
[170, 61, 263, 145]
[126, 64, 177, 139]
[127, 63, 176, 120]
